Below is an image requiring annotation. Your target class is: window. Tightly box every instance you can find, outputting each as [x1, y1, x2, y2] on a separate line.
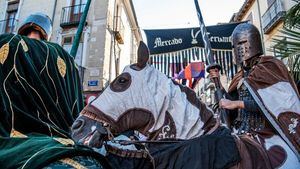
[5, 0, 19, 33]
[6, 0, 19, 12]
[6, 12, 16, 32]
[60, 0, 87, 27]
[70, 0, 87, 23]
[72, 0, 87, 14]
[62, 35, 84, 66]
[63, 36, 73, 44]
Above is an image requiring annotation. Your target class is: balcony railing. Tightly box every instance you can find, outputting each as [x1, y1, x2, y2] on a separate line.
[262, 0, 286, 34]
[60, 4, 87, 28]
[0, 18, 16, 34]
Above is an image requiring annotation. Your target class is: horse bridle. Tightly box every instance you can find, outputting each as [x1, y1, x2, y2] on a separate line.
[80, 110, 115, 140]
[80, 110, 184, 144]
[80, 110, 110, 127]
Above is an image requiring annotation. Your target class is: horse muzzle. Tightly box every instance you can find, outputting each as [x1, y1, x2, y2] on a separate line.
[71, 115, 108, 148]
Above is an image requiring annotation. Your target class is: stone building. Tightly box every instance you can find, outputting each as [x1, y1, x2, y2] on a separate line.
[0, 0, 142, 99]
[230, 0, 298, 56]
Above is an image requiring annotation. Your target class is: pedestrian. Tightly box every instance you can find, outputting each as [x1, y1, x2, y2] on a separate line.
[209, 23, 300, 168]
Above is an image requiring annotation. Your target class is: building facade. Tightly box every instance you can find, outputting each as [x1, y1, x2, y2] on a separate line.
[231, 0, 298, 56]
[0, 0, 142, 98]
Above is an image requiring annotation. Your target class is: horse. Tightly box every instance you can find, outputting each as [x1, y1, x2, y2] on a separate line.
[71, 42, 300, 169]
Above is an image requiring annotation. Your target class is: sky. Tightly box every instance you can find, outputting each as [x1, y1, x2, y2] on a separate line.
[132, 0, 245, 29]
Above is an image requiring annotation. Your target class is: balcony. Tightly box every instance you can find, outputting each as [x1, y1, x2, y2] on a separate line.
[262, 0, 286, 34]
[0, 18, 16, 34]
[60, 4, 87, 28]
[114, 16, 124, 44]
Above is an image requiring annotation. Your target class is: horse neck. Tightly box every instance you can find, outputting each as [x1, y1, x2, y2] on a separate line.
[163, 81, 216, 139]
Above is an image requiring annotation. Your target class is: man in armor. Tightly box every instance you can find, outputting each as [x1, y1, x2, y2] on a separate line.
[18, 13, 52, 41]
[210, 23, 266, 134]
[209, 23, 300, 168]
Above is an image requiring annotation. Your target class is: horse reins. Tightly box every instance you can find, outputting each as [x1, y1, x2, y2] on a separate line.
[80, 110, 115, 140]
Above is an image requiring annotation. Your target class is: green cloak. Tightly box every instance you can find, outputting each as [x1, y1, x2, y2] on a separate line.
[0, 136, 110, 169]
[0, 34, 108, 168]
[0, 33, 83, 137]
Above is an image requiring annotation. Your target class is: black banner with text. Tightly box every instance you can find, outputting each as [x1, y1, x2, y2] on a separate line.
[144, 22, 244, 55]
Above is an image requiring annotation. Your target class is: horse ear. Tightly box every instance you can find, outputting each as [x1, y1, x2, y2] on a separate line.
[137, 41, 149, 68]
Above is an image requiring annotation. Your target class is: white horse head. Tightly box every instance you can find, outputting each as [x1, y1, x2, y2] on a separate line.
[71, 41, 217, 147]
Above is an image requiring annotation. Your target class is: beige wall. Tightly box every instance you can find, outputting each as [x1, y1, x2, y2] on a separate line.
[102, 0, 115, 85]
[119, 6, 133, 72]
[236, 0, 298, 56]
[240, 1, 261, 30]
[82, 0, 109, 91]
[82, 0, 142, 92]
[100, 0, 141, 88]
[0, 0, 7, 20]
[17, 0, 55, 29]
[261, 0, 297, 55]
[51, 0, 69, 42]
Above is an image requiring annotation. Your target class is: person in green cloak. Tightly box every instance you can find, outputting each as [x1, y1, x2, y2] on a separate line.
[0, 13, 111, 168]
[0, 12, 84, 138]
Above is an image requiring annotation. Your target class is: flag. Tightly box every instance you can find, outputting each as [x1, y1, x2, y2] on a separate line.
[177, 62, 205, 88]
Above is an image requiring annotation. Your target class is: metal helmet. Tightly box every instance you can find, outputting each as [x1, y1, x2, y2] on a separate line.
[232, 23, 263, 64]
[18, 13, 52, 41]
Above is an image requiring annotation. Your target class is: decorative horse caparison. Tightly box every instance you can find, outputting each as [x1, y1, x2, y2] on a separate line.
[71, 42, 300, 169]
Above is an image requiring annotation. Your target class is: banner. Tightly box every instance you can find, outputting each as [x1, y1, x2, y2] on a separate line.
[149, 49, 237, 79]
[144, 22, 243, 55]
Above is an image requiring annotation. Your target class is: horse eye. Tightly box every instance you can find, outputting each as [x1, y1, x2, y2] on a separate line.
[110, 72, 131, 92]
[118, 77, 127, 84]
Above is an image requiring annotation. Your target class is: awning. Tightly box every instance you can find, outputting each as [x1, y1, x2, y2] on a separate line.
[144, 22, 242, 80]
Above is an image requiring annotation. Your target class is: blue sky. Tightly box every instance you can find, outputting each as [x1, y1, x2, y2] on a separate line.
[133, 0, 245, 29]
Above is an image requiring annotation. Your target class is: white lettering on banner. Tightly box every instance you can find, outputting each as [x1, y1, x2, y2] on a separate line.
[190, 29, 232, 44]
[191, 29, 201, 44]
[154, 37, 183, 48]
[153, 35, 232, 49]
[209, 36, 232, 43]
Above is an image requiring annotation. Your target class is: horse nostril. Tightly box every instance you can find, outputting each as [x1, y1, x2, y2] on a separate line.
[72, 119, 85, 131]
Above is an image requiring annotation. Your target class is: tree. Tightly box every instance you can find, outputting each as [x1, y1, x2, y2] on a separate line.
[272, 1, 300, 82]
[284, 0, 300, 29]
